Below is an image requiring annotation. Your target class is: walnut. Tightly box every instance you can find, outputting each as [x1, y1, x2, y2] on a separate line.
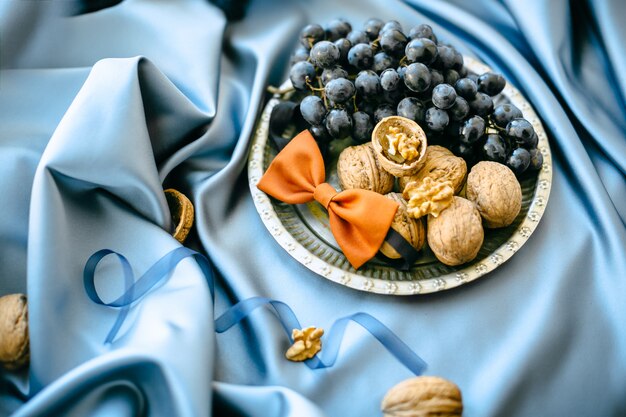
[164, 189, 195, 243]
[337, 143, 395, 194]
[398, 146, 467, 195]
[372, 116, 427, 177]
[381, 376, 463, 417]
[380, 193, 426, 259]
[403, 177, 455, 218]
[0, 294, 29, 370]
[285, 326, 324, 362]
[427, 196, 484, 266]
[466, 161, 522, 228]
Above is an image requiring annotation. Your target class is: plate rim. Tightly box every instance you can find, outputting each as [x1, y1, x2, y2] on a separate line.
[248, 56, 553, 295]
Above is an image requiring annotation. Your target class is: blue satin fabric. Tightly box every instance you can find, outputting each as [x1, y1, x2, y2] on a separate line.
[1, 0, 625, 416]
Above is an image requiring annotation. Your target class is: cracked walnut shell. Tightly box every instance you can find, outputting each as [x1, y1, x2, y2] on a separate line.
[466, 161, 522, 228]
[381, 376, 463, 417]
[285, 326, 324, 362]
[403, 177, 455, 219]
[398, 146, 467, 195]
[379, 193, 426, 259]
[427, 196, 484, 266]
[164, 188, 195, 244]
[337, 143, 395, 194]
[372, 116, 427, 177]
[0, 294, 29, 370]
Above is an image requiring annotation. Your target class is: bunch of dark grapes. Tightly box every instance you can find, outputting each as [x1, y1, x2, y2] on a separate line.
[289, 18, 542, 176]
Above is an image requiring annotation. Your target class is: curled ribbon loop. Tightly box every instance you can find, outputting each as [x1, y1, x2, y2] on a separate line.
[257, 130, 399, 269]
[84, 248, 427, 376]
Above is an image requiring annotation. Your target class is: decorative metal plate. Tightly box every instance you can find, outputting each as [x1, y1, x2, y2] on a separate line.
[248, 56, 552, 295]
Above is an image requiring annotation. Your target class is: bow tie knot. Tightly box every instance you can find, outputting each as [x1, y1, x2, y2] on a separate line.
[313, 183, 338, 210]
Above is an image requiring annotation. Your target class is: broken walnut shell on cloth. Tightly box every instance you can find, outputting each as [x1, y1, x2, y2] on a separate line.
[427, 196, 484, 266]
[164, 188, 195, 243]
[379, 193, 426, 259]
[0, 293, 29, 371]
[372, 116, 427, 177]
[398, 145, 467, 195]
[466, 161, 522, 228]
[381, 376, 463, 417]
[337, 143, 395, 194]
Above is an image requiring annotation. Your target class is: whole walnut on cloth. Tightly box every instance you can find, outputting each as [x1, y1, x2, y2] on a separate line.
[379, 193, 426, 259]
[398, 145, 467, 195]
[381, 376, 463, 417]
[337, 143, 395, 194]
[0, 294, 29, 370]
[466, 161, 522, 228]
[427, 196, 484, 266]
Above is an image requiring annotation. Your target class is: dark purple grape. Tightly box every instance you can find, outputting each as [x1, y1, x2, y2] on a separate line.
[357, 99, 378, 118]
[445, 120, 462, 137]
[455, 78, 478, 99]
[380, 29, 408, 57]
[299, 24, 325, 49]
[347, 30, 367, 45]
[450, 141, 477, 162]
[448, 96, 469, 121]
[355, 70, 381, 98]
[397, 65, 407, 80]
[372, 52, 397, 73]
[425, 107, 449, 132]
[434, 45, 456, 69]
[348, 43, 374, 69]
[506, 118, 535, 147]
[290, 47, 310, 66]
[334, 38, 351, 64]
[408, 24, 437, 43]
[404, 62, 431, 92]
[325, 78, 355, 104]
[528, 148, 543, 171]
[352, 111, 373, 143]
[289, 61, 316, 90]
[459, 115, 485, 144]
[405, 38, 438, 65]
[430, 69, 444, 87]
[382, 88, 404, 104]
[380, 68, 401, 92]
[397, 97, 425, 122]
[432, 83, 457, 109]
[467, 72, 479, 83]
[310, 41, 340, 68]
[478, 72, 506, 96]
[363, 18, 384, 40]
[506, 147, 531, 175]
[374, 104, 396, 123]
[443, 69, 460, 85]
[321, 66, 349, 86]
[482, 134, 507, 163]
[469, 92, 494, 117]
[309, 124, 331, 143]
[381, 20, 403, 34]
[491, 104, 523, 128]
[325, 18, 351, 41]
[457, 64, 468, 78]
[526, 132, 539, 149]
[325, 108, 352, 138]
[300, 95, 326, 125]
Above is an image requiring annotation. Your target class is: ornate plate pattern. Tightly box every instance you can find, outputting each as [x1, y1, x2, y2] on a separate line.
[249, 56, 552, 295]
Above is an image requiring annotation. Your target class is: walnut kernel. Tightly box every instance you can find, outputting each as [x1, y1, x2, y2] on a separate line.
[403, 177, 455, 218]
[381, 376, 463, 417]
[398, 146, 467, 195]
[427, 196, 484, 266]
[285, 326, 324, 362]
[380, 193, 426, 259]
[466, 161, 522, 228]
[0, 294, 29, 370]
[337, 143, 395, 194]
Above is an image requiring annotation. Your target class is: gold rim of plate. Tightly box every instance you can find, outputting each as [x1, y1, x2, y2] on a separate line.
[248, 56, 552, 295]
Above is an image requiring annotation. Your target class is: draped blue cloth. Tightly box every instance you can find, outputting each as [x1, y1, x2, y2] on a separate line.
[1, 0, 625, 416]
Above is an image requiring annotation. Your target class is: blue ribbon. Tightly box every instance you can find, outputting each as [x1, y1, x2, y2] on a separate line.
[84, 248, 427, 375]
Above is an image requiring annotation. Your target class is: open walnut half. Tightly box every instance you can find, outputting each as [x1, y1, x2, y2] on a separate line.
[371, 116, 427, 177]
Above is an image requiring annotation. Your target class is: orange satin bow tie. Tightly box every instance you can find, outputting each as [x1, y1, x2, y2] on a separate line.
[257, 130, 399, 269]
